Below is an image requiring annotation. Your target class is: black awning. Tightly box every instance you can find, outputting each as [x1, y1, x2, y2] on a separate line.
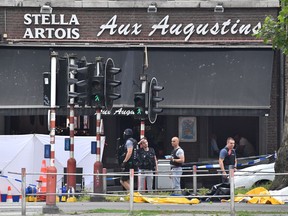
[162, 108, 270, 116]
[0, 106, 269, 117]
[0, 47, 142, 108]
[0, 47, 274, 116]
[147, 48, 274, 116]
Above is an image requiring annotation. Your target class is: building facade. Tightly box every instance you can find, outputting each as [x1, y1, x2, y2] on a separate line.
[0, 0, 282, 167]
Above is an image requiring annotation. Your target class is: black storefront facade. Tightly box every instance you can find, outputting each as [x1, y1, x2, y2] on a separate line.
[0, 2, 281, 166]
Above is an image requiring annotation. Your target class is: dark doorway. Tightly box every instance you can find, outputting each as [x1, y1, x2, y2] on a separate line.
[117, 115, 166, 159]
[209, 116, 259, 155]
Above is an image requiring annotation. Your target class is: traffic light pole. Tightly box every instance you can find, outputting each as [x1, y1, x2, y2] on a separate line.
[67, 55, 76, 193]
[140, 74, 147, 139]
[140, 47, 148, 140]
[92, 58, 103, 201]
[140, 120, 145, 139]
[67, 103, 76, 189]
[92, 109, 103, 200]
[43, 51, 59, 214]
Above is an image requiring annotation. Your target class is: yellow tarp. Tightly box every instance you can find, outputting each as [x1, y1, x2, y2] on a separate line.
[222, 187, 284, 205]
[132, 192, 200, 204]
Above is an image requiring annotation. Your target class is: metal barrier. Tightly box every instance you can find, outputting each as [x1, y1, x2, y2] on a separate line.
[6, 164, 288, 216]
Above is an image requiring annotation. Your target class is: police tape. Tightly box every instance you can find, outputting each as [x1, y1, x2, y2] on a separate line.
[1, 174, 124, 185]
[0, 175, 36, 187]
[106, 177, 120, 180]
[182, 154, 275, 170]
[236, 154, 274, 167]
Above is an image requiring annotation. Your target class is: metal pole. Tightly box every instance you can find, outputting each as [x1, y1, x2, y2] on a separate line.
[140, 121, 145, 139]
[49, 50, 57, 167]
[229, 165, 235, 216]
[67, 103, 76, 189]
[103, 168, 107, 194]
[67, 55, 77, 191]
[193, 165, 197, 195]
[93, 109, 103, 200]
[140, 77, 146, 140]
[139, 48, 148, 189]
[140, 46, 148, 140]
[43, 51, 59, 214]
[21, 168, 26, 216]
[96, 110, 101, 163]
[279, 50, 284, 148]
[129, 169, 134, 213]
[49, 108, 56, 167]
[69, 55, 76, 156]
[138, 120, 145, 190]
[92, 57, 104, 201]
[50, 51, 57, 112]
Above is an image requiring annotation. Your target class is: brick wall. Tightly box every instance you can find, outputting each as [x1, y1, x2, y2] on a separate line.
[267, 51, 280, 153]
[0, 7, 278, 43]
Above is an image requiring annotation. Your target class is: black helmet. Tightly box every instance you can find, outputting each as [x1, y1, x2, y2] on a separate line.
[124, 128, 133, 136]
[123, 128, 133, 140]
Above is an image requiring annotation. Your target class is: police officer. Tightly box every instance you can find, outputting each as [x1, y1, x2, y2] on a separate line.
[120, 128, 137, 190]
[219, 137, 237, 183]
[169, 137, 185, 194]
[137, 137, 158, 192]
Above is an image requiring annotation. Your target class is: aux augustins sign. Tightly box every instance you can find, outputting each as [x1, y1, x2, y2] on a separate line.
[23, 13, 262, 42]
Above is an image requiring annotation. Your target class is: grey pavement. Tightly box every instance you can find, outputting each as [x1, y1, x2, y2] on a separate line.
[0, 201, 288, 216]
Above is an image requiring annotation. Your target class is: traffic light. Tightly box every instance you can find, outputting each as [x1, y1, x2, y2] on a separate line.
[57, 55, 77, 107]
[57, 55, 91, 107]
[90, 57, 105, 108]
[134, 92, 146, 119]
[104, 58, 121, 111]
[148, 77, 164, 124]
[75, 56, 92, 107]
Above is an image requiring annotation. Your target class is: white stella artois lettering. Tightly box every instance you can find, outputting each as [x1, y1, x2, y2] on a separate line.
[23, 14, 80, 39]
[23, 14, 262, 41]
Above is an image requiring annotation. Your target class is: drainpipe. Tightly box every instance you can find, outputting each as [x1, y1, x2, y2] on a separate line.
[279, 51, 284, 149]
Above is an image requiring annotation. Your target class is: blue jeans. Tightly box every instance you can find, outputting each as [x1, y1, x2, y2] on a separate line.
[171, 167, 182, 193]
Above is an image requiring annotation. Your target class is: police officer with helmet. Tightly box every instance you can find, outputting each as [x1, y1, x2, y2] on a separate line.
[120, 128, 137, 190]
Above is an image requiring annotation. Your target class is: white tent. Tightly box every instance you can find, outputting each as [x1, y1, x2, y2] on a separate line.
[0, 134, 105, 195]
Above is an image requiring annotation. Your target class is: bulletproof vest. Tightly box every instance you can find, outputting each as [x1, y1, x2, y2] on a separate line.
[170, 148, 183, 167]
[223, 147, 236, 168]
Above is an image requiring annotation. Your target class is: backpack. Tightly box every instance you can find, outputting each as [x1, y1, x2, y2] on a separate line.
[117, 137, 138, 166]
[129, 138, 139, 166]
[116, 138, 125, 165]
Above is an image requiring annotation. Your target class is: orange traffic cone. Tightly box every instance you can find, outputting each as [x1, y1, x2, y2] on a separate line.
[38, 160, 47, 193]
[7, 186, 12, 203]
[36, 160, 47, 202]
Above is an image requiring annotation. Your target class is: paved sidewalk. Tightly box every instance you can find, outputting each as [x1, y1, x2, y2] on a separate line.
[0, 201, 287, 216]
